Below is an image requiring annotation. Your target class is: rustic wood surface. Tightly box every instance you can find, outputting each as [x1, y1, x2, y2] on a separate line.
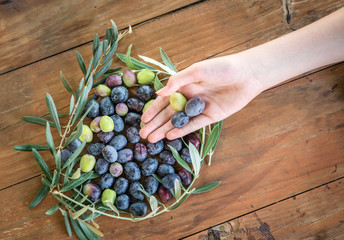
[1, 0, 343, 239]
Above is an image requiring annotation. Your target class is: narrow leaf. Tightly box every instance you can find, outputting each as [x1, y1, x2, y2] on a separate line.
[110, 20, 118, 42]
[45, 204, 60, 215]
[92, 76, 107, 88]
[76, 51, 87, 76]
[102, 41, 117, 64]
[105, 28, 112, 43]
[75, 101, 94, 128]
[22, 116, 55, 127]
[56, 149, 61, 173]
[76, 77, 85, 100]
[46, 93, 61, 135]
[169, 146, 192, 173]
[152, 174, 162, 183]
[41, 175, 51, 186]
[92, 34, 100, 54]
[202, 124, 219, 158]
[13, 144, 50, 151]
[51, 169, 58, 187]
[69, 95, 75, 116]
[72, 205, 90, 219]
[105, 67, 122, 74]
[93, 42, 103, 69]
[60, 71, 75, 96]
[105, 200, 119, 216]
[170, 194, 190, 210]
[160, 48, 178, 72]
[189, 143, 201, 176]
[64, 121, 83, 147]
[192, 181, 221, 194]
[44, 113, 69, 119]
[212, 121, 223, 151]
[32, 148, 53, 180]
[102, 40, 108, 55]
[45, 122, 55, 157]
[94, 59, 113, 79]
[70, 214, 87, 240]
[139, 55, 176, 75]
[125, 44, 140, 70]
[71, 168, 81, 179]
[62, 140, 86, 170]
[174, 179, 182, 201]
[154, 75, 164, 91]
[116, 53, 157, 71]
[85, 58, 93, 83]
[63, 211, 72, 237]
[28, 185, 49, 209]
[61, 171, 94, 192]
[149, 195, 158, 212]
[79, 220, 103, 238]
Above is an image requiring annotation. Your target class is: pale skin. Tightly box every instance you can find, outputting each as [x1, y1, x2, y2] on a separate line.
[140, 8, 344, 143]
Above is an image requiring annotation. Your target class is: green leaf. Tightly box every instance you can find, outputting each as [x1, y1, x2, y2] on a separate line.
[79, 220, 103, 239]
[44, 113, 69, 119]
[189, 143, 201, 176]
[102, 41, 118, 64]
[60, 71, 75, 96]
[22, 116, 55, 127]
[13, 144, 50, 151]
[28, 185, 49, 209]
[152, 174, 162, 183]
[110, 20, 118, 42]
[160, 48, 178, 72]
[212, 121, 223, 151]
[105, 67, 122, 74]
[63, 139, 86, 170]
[202, 124, 219, 159]
[93, 42, 103, 69]
[75, 101, 94, 128]
[169, 146, 192, 173]
[116, 53, 157, 71]
[76, 51, 87, 76]
[105, 200, 119, 216]
[102, 40, 108, 54]
[139, 54, 176, 75]
[154, 75, 164, 91]
[170, 194, 190, 210]
[174, 179, 181, 201]
[45, 204, 60, 215]
[45, 122, 55, 157]
[41, 175, 51, 186]
[94, 59, 113, 79]
[64, 121, 83, 147]
[62, 210, 73, 237]
[56, 149, 61, 172]
[72, 84, 90, 125]
[76, 77, 85, 100]
[105, 28, 112, 43]
[93, 34, 100, 54]
[71, 205, 90, 219]
[192, 181, 221, 194]
[61, 171, 94, 192]
[92, 76, 107, 88]
[125, 44, 140, 70]
[51, 169, 58, 187]
[46, 93, 61, 135]
[69, 95, 75, 116]
[32, 148, 53, 180]
[65, 157, 82, 184]
[85, 58, 93, 83]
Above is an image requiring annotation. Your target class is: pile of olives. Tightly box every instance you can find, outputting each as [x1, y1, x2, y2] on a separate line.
[63, 69, 201, 217]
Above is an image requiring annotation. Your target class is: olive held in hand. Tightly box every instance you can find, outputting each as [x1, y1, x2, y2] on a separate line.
[87, 142, 105, 156]
[129, 202, 147, 216]
[147, 140, 164, 155]
[90, 116, 102, 133]
[110, 114, 125, 132]
[170, 92, 187, 112]
[101, 189, 116, 206]
[100, 116, 114, 132]
[143, 176, 159, 194]
[115, 103, 128, 116]
[109, 134, 127, 151]
[117, 148, 133, 163]
[79, 125, 93, 142]
[141, 157, 158, 176]
[113, 177, 129, 194]
[137, 69, 155, 85]
[142, 99, 154, 113]
[137, 85, 154, 102]
[94, 158, 110, 175]
[100, 97, 115, 116]
[122, 69, 137, 87]
[116, 194, 130, 210]
[171, 112, 189, 128]
[162, 174, 181, 189]
[109, 162, 123, 177]
[128, 181, 145, 201]
[99, 173, 115, 190]
[102, 145, 118, 163]
[111, 86, 129, 103]
[97, 131, 114, 144]
[80, 154, 96, 172]
[165, 138, 183, 152]
[126, 127, 140, 144]
[178, 169, 192, 185]
[105, 75, 122, 88]
[157, 164, 175, 177]
[85, 99, 99, 118]
[124, 112, 141, 127]
[158, 185, 172, 203]
[185, 96, 205, 117]
[83, 183, 101, 201]
[95, 84, 111, 97]
[133, 143, 147, 162]
[124, 162, 141, 181]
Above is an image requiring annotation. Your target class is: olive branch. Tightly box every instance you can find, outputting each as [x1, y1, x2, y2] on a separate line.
[13, 20, 222, 239]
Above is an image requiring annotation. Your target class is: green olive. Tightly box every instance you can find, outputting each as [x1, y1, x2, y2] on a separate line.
[95, 84, 111, 97]
[137, 69, 155, 84]
[101, 189, 117, 206]
[142, 99, 154, 113]
[79, 125, 93, 142]
[100, 116, 114, 132]
[170, 92, 187, 112]
[80, 154, 96, 172]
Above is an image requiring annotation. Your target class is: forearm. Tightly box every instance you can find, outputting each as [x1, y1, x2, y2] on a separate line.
[240, 7, 344, 90]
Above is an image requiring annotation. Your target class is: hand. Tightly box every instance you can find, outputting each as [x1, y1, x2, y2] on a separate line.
[139, 54, 265, 143]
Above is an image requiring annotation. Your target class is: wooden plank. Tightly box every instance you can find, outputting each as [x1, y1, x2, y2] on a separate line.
[1, 61, 343, 239]
[1, 0, 343, 189]
[0, 0, 199, 74]
[185, 179, 344, 240]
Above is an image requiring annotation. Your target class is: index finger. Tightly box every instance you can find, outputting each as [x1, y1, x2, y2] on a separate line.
[141, 95, 170, 123]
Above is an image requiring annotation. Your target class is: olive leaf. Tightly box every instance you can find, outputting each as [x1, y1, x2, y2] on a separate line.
[149, 195, 158, 212]
[45, 204, 60, 215]
[102, 41, 118, 64]
[125, 44, 140, 70]
[116, 53, 157, 71]
[93, 42, 103, 69]
[71, 205, 90, 219]
[55, 149, 61, 173]
[192, 181, 221, 194]
[76, 77, 85, 100]
[32, 148, 53, 180]
[72, 76, 93, 125]
[94, 58, 113, 79]
[13, 144, 50, 151]
[74, 101, 94, 128]
[45, 122, 55, 157]
[62, 140, 86, 170]
[105, 28, 112, 43]
[102, 40, 109, 53]
[22, 116, 56, 127]
[170, 194, 190, 210]
[93, 34, 100, 54]
[64, 121, 83, 147]
[79, 220, 103, 238]
[160, 48, 177, 72]
[85, 59, 93, 83]
[152, 174, 162, 183]
[169, 146, 192, 173]
[28, 185, 50, 209]
[189, 143, 201, 176]
[51, 169, 58, 187]
[202, 124, 219, 159]
[110, 20, 118, 42]
[105, 200, 120, 216]
[212, 121, 223, 151]
[92, 76, 107, 88]
[154, 75, 164, 92]
[69, 95, 75, 116]
[70, 168, 81, 179]
[174, 179, 182, 201]
[44, 113, 69, 119]
[69, 214, 87, 240]
[41, 175, 51, 186]
[58, 209, 73, 237]
[46, 93, 61, 135]
[60, 71, 75, 96]
[139, 55, 177, 75]
[76, 51, 87, 76]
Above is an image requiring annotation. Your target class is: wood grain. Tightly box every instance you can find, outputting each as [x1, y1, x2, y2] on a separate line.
[185, 179, 344, 240]
[1, 61, 343, 239]
[1, 0, 342, 189]
[0, 0, 200, 74]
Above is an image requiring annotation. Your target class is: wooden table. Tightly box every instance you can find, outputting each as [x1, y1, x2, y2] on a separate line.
[1, 0, 344, 239]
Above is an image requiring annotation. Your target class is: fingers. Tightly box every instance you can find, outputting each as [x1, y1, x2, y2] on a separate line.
[166, 114, 213, 140]
[139, 104, 176, 140]
[147, 120, 174, 143]
[141, 96, 169, 123]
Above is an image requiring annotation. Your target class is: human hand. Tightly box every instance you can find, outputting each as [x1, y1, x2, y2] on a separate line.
[139, 54, 265, 143]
